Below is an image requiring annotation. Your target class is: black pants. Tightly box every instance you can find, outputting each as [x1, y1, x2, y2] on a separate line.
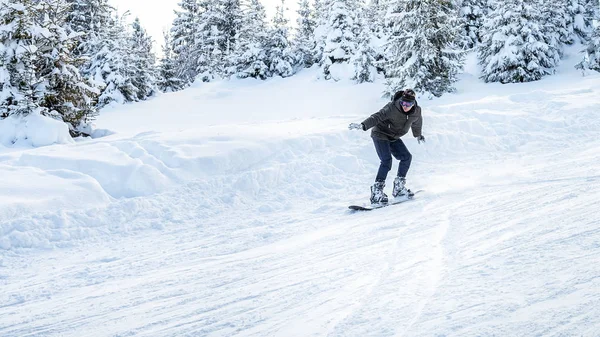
[372, 137, 412, 182]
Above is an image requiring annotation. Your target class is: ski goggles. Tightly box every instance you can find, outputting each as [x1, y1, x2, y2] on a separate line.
[400, 100, 415, 108]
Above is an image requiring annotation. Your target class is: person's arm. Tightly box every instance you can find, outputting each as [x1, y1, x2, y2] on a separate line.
[361, 102, 394, 131]
[411, 107, 423, 137]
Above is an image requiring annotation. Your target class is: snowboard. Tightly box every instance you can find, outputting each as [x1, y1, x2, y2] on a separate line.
[348, 190, 423, 212]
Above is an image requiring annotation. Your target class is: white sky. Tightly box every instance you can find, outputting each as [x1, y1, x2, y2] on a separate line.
[108, 0, 298, 53]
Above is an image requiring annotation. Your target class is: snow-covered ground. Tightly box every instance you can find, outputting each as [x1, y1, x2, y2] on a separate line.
[2, 49, 600, 336]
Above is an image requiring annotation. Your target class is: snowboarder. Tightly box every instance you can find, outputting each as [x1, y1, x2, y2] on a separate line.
[348, 89, 425, 204]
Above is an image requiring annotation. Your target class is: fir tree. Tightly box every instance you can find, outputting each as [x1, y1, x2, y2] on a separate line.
[385, 0, 464, 97]
[129, 17, 157, 100]
[204, 25, 225, 80]
[365, 0, 388, 75]
[458, 0, 488, 49]
[158, 31, 184, 92]
[220, 0, 243, 55]
[545, 0, 572, 47]
[575, 0, 600, 73]
[576, 25, 600, 73]
[293, 0, 316, 68]
[195, 0, 227, 82]
[228, 0, 270, 79]
[312, 0, 329, 68]
[194, 0, 244, 81]
[36, 0, 98, 128]
[365, 0, 386, 39]
[583, 0, 599, 30]
[170, 0, 200, 85]
[65, 0, 113, 58]
[319, 0, 362, 81]
[0, 0, 42, 117]
[313, 0, 327, 24]
[64, 0, 113, 108]
[266, 0, 295, 77]
[91, 13, 138, 107]
[352, 19, 376, 83]
[568, 0, 594, 43]
[478, 0, 560, 84]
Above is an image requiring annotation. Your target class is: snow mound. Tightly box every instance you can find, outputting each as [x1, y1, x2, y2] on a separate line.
[0, 127, 356, 250]
[0, 113, 73, 148]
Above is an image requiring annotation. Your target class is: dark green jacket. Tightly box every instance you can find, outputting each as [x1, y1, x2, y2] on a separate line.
[361, 100, 423, 141]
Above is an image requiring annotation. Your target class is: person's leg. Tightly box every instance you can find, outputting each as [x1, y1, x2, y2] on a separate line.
[372, 137, 393, 182]
[390, 139, 412, 178]
[371, 138, 391, 204]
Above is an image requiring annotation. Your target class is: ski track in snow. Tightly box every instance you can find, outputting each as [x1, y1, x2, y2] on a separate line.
[2, 65, 600, 336]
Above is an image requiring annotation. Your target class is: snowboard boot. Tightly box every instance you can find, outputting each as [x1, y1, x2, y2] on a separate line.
[392, 176, 412, 198]
[370, 181, 389, 204]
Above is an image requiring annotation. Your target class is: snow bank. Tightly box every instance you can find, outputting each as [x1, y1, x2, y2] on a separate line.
[0, 164, 111, 221]
[0, 127, 358, 249]
[0, 112, 73, 148]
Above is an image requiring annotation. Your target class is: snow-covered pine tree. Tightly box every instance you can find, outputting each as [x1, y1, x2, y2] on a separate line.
[170, 0, 200, 85]
[583, 0, 599, 30]
[158, 31, 184, 92]
[219, 0, 243, 55]
[313, 0, 326, 23]
[0, 0, 42, 117]
[65, 0, 113, 58]
[352, 18, 376, 83]
[319, 0, 362, 81]
[194, 0, 244, 81]
[384, 0, 464, 97]
[458, 0, 488, 49]
[293, 0, 316, 68]
[64, 0, 113, 108]
[544, 0, 572, 47]
[35, 0, 99, 128]
[129, 17, 157, 100]
[227, 0, 270, 79]
[311, 0, 329, 68]
[365, 0, 386, 39]
[90, 12, 139, 107]
[206, 25, 226, 79]
[195, 0, 225, 81]
[478, 0, 560, 84]
[365, 0, 388, 75]
[265, 0, 295, 77]
[568, 0, 594, 43]
[575, 24, 600, 73]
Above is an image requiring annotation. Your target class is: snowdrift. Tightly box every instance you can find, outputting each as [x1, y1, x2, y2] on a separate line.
[0, 112, 73, 148]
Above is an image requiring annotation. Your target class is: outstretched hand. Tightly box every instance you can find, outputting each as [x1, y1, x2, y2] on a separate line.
[348, 123, 363, 131]
[417, 135, 426, 144]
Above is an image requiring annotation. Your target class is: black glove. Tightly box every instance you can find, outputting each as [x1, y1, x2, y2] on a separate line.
[416, 135, 425, 144]
[348, 123, 364, 131]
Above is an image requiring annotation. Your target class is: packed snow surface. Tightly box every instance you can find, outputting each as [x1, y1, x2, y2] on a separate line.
[1, 53, 600, 336]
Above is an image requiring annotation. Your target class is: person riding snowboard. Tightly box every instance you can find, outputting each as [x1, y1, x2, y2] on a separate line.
[348, 88, 425, 204]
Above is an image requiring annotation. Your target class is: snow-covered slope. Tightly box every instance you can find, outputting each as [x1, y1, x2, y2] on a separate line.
[1, 50, 600, 336]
